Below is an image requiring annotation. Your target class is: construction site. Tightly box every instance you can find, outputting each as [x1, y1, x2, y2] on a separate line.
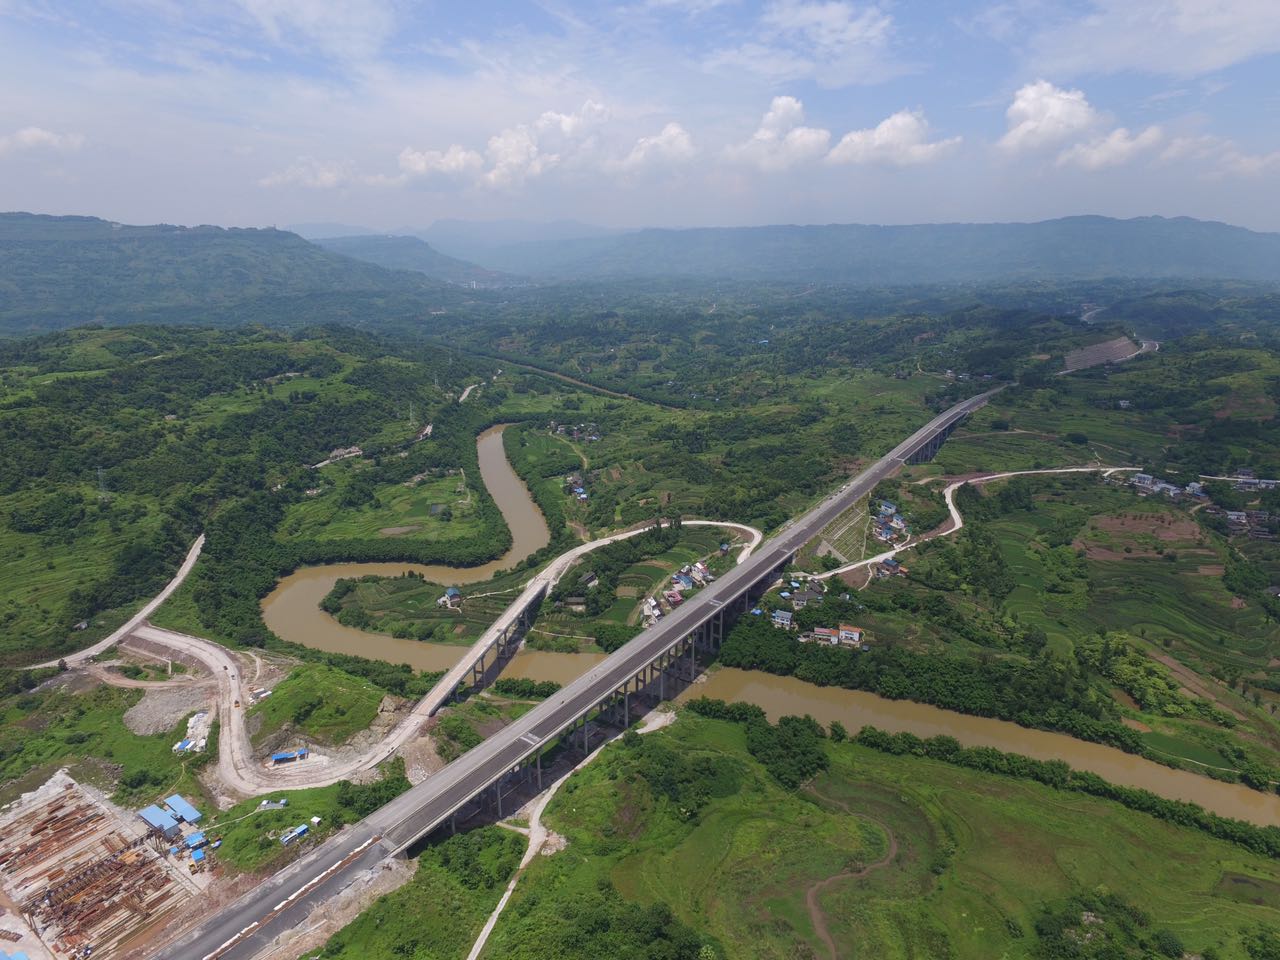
[0, 773, 207, 960]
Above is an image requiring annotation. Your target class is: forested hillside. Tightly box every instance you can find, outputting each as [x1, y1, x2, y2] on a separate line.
[0, 213, 460, 334]
[0, 325, 491, 664]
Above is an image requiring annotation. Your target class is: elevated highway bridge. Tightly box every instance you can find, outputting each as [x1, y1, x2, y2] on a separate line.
[155, 388, 996, 960]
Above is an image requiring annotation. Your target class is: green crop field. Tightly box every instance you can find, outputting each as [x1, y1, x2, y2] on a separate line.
[248, 663, 385, 747]
[279, 469, 486, 544]
[480, 711, 1280, 960]
[0, 487, 168, 667]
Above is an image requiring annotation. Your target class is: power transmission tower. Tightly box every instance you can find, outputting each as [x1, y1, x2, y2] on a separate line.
[97, 466, 107, 498]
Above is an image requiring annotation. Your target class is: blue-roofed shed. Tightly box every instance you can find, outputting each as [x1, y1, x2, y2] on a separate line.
[165, 794, 202, 823]
[186, 832, 207, 849]
[139, 805, 180, 839]
[192, 847, 206, 863]
[445, 587, 461, 599]
[2, 951, 32, 960]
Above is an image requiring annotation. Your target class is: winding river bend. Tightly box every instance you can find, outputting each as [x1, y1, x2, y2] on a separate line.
[263, 425, 568, 673]
[263, 425, 1280, 826]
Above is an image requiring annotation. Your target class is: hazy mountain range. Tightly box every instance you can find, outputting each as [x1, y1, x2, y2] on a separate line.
[428, 215, 1280, 284]
[3, 211, 1279, 335]
[311, 235, 520, 287]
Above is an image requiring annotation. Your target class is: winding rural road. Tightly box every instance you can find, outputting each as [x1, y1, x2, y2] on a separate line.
[810, 466, 1139, 581]
[69, 519, 761, 797]
[36, 534, 205, 669]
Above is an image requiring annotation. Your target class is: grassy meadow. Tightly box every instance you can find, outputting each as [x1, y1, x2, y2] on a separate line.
[247, 663, 386, 747]
[480, 712, 1280, 960]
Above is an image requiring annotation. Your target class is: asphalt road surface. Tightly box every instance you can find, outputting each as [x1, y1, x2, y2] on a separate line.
[154, 389, 994, 960]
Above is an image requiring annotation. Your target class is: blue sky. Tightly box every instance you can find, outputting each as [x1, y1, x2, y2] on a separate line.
[2, 0, 1279, 230]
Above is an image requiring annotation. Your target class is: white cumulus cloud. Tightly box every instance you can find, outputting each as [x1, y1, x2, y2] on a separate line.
[258, 156, 349, 188]
[726, 96, 831, 171]
[1057, 125, 1163, 170]
[998, 80, 1098, 152]
[826, 109, 960, 166]
[0, 126, 84, 156]
[1162, 135, 1280, 177]
[397, 144, 484, 178]
[617, 122, 696, 171]
[396, 100, 609, 191]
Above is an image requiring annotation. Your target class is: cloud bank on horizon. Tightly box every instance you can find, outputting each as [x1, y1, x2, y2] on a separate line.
[1, 0, 1278, 230]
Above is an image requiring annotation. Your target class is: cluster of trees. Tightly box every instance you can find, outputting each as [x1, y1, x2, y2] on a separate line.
[8, 491, 86, 534]
[855, 726, 1280, 859]
[429, 827, 524, 891]
[491, 677, 561, 699]
[614, 726, 742, 824]
[436, 715, 484, 762]
[334, 758, 412, 819]
[717, 619, 1140, 752]
[1033, 893, 1179, 959]
[685, 698, 829, 789]
[0, 666, 62, 698]
[286, 649, 443, 699]
[1077, 633, 1236, 728]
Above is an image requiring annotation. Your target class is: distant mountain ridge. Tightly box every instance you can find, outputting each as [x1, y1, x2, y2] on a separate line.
[458, 215, 1280, 285]
[0, 212, 456, 334]
[412, 218, 628, 264]
[311, 234, 520, 287]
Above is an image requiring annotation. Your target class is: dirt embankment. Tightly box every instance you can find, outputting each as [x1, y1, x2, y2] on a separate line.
[123, 686, 216, 735]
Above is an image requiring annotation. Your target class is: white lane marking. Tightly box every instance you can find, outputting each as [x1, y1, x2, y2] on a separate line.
[201, 835, 381, 960]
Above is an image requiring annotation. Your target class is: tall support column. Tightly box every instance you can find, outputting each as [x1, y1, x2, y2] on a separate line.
[536, 750, 542, 791]
[659, 656, 666, 700]
[688, 637, 697, 681]
[496, 779, 503, 818]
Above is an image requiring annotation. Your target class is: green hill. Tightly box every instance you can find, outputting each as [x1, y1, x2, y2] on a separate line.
[0, 213, 457, 335]
[312, 234, 520, 287]
[467, 215, 1280, 285]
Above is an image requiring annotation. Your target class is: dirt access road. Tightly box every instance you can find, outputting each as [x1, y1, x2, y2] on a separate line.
[92, 520, 760, 799]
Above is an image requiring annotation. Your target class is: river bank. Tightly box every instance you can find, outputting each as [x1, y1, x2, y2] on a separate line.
[686, 667, 1280, 827]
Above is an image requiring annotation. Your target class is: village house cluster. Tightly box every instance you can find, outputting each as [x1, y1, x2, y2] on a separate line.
[548, 420, 603, 443]
[873, 499, 911, 545]
[765, 579, 870, 649]
[565, 470, 590, 502]
[1126, 469, 1280, 540]
[1126, 472, 1194, 499]
[648, 559, 716, 621]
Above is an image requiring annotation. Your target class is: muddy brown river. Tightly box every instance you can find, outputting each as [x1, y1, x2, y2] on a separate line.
[262, 424, 566, 673]
[685, 669, 1280, 826]
[263, 425, 1280, 827]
